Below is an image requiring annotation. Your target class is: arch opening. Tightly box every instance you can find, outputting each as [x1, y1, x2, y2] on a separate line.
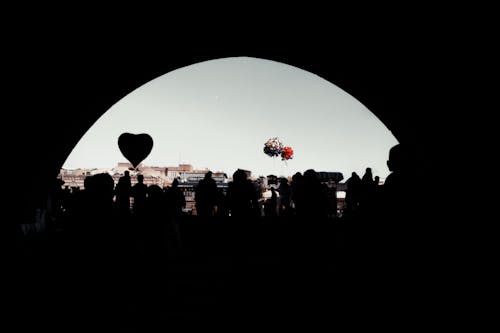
[62, 56, 398, 185]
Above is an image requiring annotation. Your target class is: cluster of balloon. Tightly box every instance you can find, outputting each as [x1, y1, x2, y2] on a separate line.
[263, 137, 294, 162]
[118, 133, 154, 170]
[263, 137, 284, 158]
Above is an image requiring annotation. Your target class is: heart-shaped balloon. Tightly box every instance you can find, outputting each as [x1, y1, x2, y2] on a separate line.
[118, 133, 153, 168]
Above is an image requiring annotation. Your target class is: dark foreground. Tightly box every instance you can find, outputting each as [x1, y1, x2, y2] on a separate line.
[6, 215, 448, 331]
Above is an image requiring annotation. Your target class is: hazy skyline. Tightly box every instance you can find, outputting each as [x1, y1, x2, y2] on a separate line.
[63, 57, 398, 179]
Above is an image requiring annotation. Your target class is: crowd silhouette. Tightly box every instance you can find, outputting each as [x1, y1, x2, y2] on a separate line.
[8, 143, 427, 329]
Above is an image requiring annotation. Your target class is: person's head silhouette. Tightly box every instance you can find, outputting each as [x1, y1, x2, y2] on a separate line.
[387, 144, 411, 173]
[304, 169, 318, 181]
[137, 174, 144, 183]
[233, 169, 247, 182]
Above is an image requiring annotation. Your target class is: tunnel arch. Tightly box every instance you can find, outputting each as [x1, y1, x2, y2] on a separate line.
[18, 51, 432, 206]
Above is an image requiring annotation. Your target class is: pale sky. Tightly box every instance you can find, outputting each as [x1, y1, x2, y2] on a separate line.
[63, 57, 398, 180]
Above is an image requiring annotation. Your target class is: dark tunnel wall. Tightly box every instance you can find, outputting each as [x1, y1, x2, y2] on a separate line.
[2, 17, 478, 330]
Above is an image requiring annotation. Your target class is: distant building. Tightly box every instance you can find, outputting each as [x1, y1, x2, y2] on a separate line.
[165, 164, 193, 183]
[180, 171, 228, 184]
[317, 171, 344, 183]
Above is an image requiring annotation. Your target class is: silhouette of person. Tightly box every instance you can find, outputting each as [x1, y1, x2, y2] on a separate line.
[382, 143, 418, 221]
[372, 175, 382, 209]
[325, 179, 338, 218]
[277, 177, 291, 216]
[132, 174, 148, 217]
[115, 170, 131, 215]
[215, 188, 227, 216]
[63, 172, 131, 322]
[290, 172, 304, 215]
[345, 172, 361, 214]
[143, 185, 168, 251]
[195, 171, 218, 217]
[294, 169, 328, 218]
[140, 184, 172, 307]
[163, 181, 184, 257]
[265, 187, 278, 217]
[361, 167, 374, 185]
[227, 169, 259, 218]
[165, 178, 186, 219]
[360, 167, 377, 215]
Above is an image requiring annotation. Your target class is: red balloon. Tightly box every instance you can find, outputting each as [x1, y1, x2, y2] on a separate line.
[281, 146, 294, 160]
